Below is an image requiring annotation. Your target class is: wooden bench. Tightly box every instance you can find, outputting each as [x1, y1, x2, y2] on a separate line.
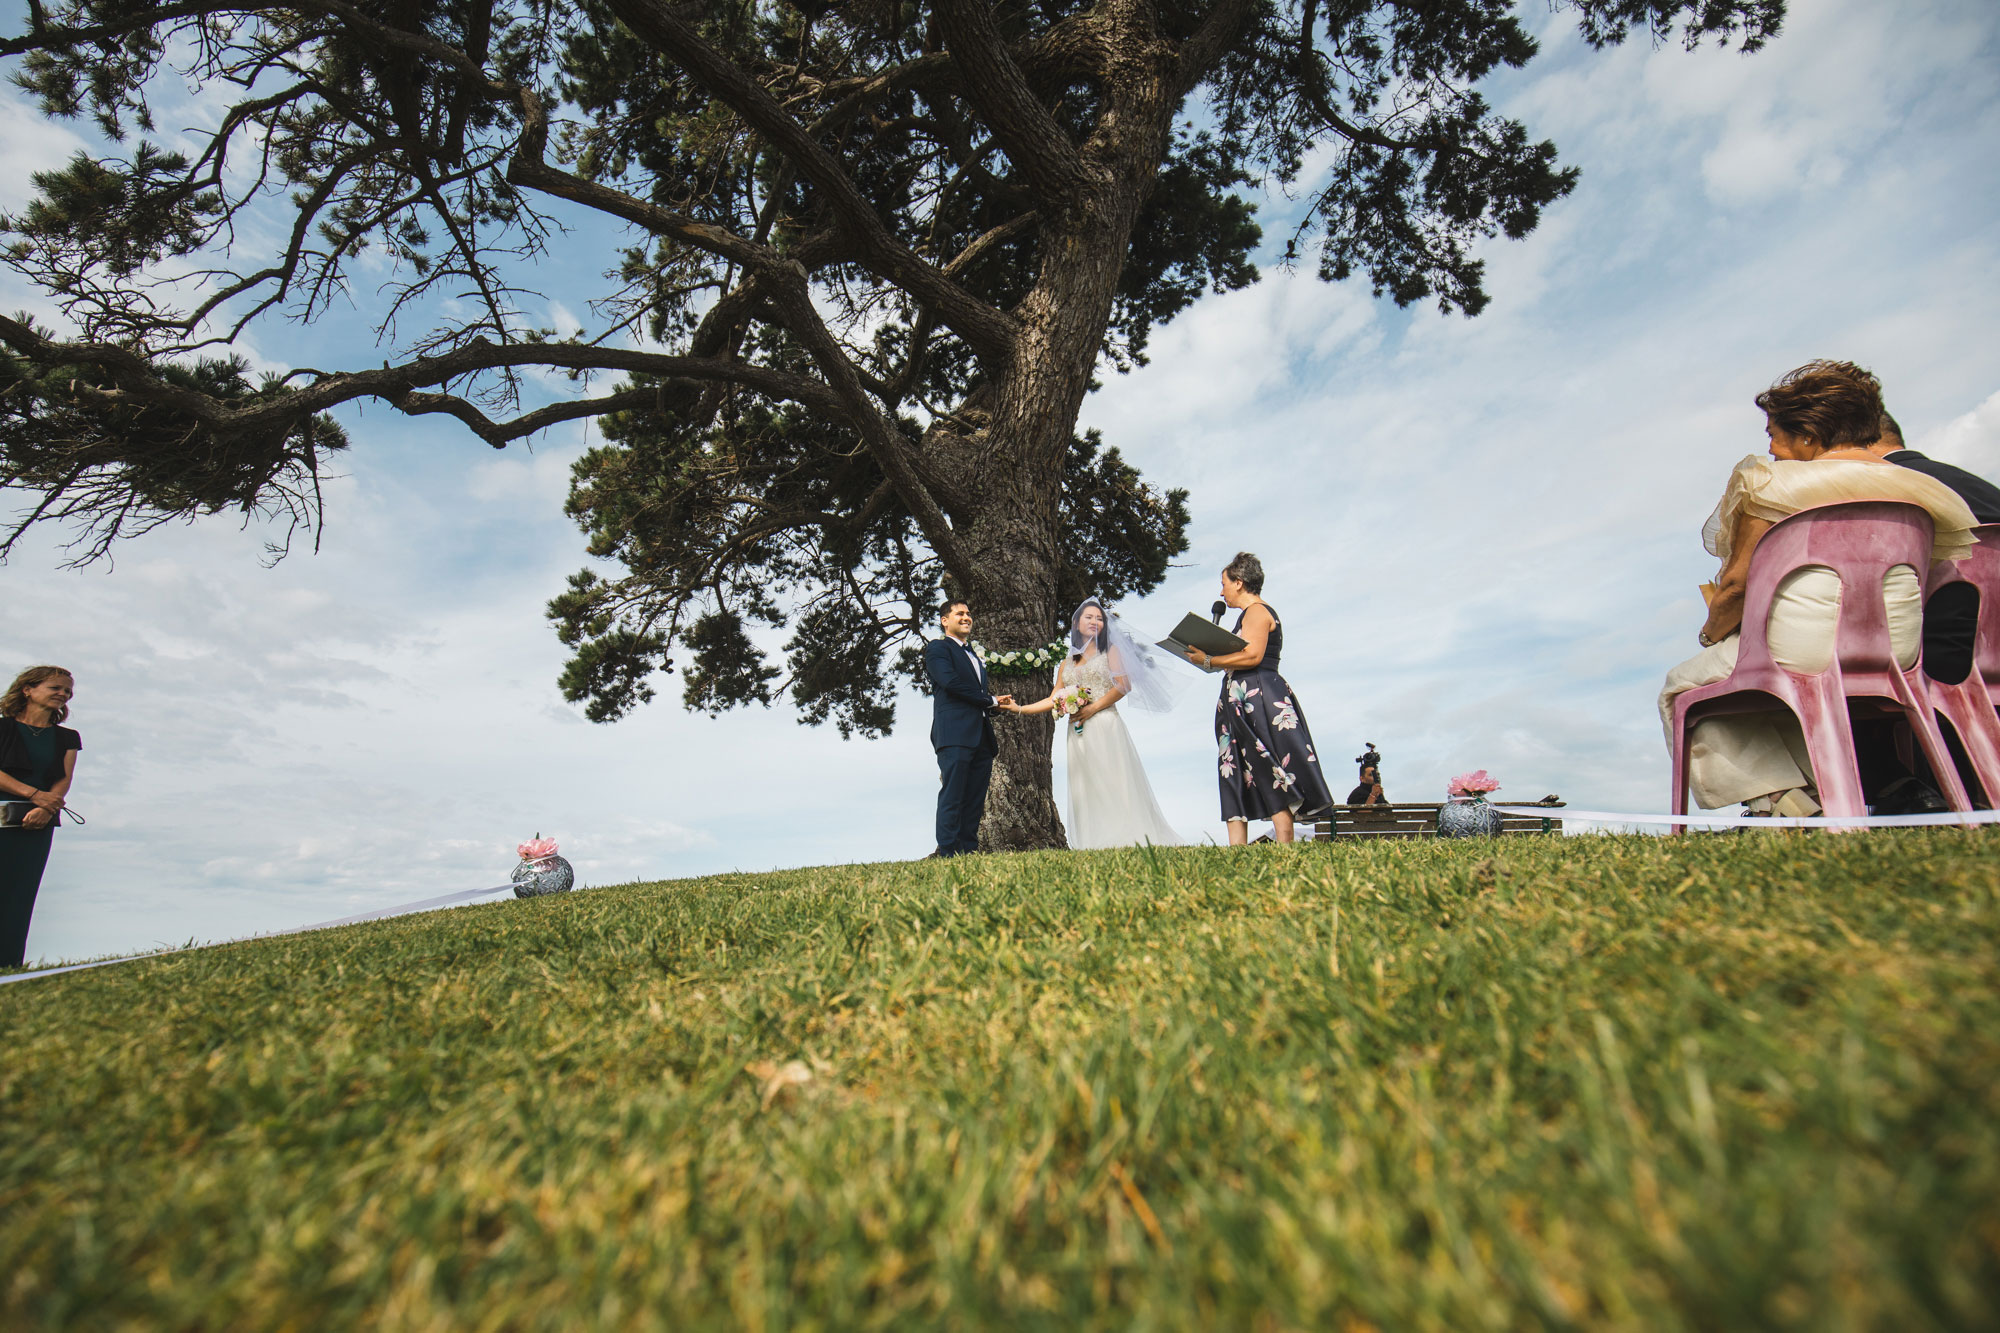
[1310, 800, 1566, 841]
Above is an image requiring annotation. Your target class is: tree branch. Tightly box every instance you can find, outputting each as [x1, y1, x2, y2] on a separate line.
[0, 0, 220, 57]
[934, 0, 1094, 207]
[1176, 0, 1259, 94]
[507, 92, 777, 273]
[0, 313, 842, 439]
[1288, 0, 1498, 163]
[753, 269, 970, 578]
[394, 384, 656, 447]
[943, 210, 1038, 277]
[602, 0, 1019, 368]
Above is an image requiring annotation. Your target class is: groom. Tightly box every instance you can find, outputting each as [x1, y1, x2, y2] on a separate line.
[924, 599, 1013, 857]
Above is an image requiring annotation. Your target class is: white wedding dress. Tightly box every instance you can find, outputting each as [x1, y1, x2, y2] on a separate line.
[1060, 651, 1183, 848]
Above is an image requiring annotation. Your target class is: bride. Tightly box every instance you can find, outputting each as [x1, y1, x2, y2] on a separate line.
[1003, 598, 1183, 848]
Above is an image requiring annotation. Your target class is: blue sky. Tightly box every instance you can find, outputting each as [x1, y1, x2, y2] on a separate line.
[4, 0, 1998, 962]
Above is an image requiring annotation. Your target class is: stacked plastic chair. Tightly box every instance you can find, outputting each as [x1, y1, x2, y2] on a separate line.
[1669, 501, 1974, 823]
[1923, 524, 2000, 805]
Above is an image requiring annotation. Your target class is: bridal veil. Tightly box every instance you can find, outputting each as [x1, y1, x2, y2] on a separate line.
[1067, 597, 1183, 712]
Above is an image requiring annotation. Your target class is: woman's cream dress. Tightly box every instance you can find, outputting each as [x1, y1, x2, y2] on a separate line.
[1660, 455, 1977, 809]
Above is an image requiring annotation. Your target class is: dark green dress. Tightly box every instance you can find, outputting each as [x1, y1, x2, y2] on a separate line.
[1, 723, 73, 967]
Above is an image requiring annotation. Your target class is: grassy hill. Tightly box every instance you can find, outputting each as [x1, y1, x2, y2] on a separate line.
[2, 832, 1997, 1330]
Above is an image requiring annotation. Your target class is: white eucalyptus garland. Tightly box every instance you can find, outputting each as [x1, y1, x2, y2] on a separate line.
[970, 639, 1069, 674]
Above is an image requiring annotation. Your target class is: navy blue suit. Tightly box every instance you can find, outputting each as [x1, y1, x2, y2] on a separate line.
[1888, 448, 2000, 684]
[1885, 449, 2000, 523]
[925, 636, 998, 855]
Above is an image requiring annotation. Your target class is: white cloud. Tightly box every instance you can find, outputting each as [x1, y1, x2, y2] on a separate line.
[0, 95, 86, 210]
[1924, 390, 2000, 473]
[548, 300, 586, 339]
[463, 424, 588, 503]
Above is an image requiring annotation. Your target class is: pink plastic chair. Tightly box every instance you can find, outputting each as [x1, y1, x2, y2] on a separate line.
[1923, 524, 2000, 804]
[1976, 526, 2000, 706]
[1669, 501, 1975, 823]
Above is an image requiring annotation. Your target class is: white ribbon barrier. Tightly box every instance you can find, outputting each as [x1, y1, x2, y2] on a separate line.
[0, 882, 516, 988]
[1493, 805, 2000, 829]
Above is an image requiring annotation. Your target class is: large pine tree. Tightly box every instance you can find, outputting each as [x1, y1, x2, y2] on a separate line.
[0, 0, 1783, 847]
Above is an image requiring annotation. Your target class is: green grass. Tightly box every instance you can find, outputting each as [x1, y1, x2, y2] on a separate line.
[3, 832, 1999, 1330]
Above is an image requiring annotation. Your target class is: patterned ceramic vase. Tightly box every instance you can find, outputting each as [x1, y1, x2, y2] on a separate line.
[1436, 797, 1503, 839]
[512, 854, 576, 897]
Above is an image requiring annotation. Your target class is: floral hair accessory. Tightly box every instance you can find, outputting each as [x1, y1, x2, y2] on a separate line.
[1447, 770, 1501, 798]
[518, 835, 560, 861]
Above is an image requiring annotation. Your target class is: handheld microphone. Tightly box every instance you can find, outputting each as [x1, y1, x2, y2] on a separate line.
[1210, 599, 1227, 624]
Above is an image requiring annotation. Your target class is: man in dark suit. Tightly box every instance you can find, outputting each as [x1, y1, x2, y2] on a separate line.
[1868, 412, 1998, 687]
[923, 599, 1013, 856]
[1869, 413, 2000, 522]
[1859, 413, 2000, 810]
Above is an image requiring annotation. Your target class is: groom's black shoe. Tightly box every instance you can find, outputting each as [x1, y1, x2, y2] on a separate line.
[923, 848, 951, 859]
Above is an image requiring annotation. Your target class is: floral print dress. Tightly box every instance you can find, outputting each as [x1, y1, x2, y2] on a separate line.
[1216, 605, 1334, 824]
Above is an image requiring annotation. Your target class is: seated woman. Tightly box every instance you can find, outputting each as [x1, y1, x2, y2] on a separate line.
[1661, 360, 1978, 815]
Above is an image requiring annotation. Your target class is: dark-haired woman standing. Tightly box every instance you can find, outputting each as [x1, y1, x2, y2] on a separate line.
[1186, 553, 1334, 844]
[0, 666, 80, 966]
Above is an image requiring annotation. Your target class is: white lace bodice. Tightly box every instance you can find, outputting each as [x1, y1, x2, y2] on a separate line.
[1061, 651, 1118, 704]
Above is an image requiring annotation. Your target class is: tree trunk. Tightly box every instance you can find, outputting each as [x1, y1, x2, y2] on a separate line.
[981, 662, 1065, 851]
[950, 41, 1182, 852]
[966, 505, 1067, 851]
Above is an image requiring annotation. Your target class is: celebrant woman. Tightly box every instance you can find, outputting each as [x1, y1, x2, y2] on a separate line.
[1188, 553, 1334, 844]
[1004, 598, 1182, 848]
[0, 666, 80, 967]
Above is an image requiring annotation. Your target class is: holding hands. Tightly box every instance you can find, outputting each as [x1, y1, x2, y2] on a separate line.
[1006, 680, 1109, 731]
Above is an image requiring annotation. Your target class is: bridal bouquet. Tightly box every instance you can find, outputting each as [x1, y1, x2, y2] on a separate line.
[1053, 684, 1093, 727]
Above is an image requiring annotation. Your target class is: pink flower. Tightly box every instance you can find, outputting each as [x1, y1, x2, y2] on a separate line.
[518, 837, 560, 861]
[1447, 770, 1501, 797]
